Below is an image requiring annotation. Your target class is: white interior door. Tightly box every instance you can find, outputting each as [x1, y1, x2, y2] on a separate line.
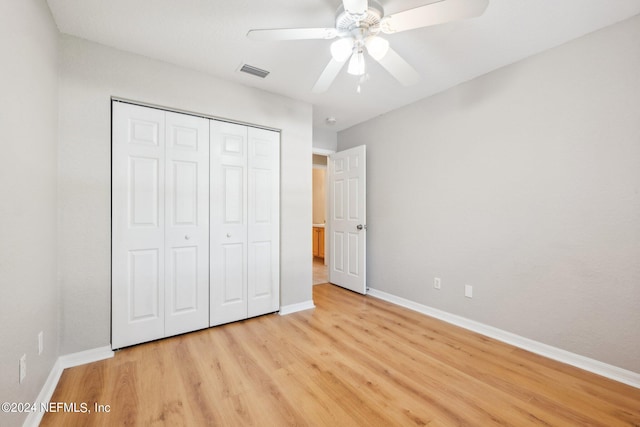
[112, 103, 166, 348]
[210, 121, 248, 326]
[328, 145, 367, 294]
[247, 127, 280, 317]
[164, 112, 210, 336]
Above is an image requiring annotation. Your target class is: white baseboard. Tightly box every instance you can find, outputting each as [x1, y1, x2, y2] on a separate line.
[367, 288, 640, 389]
[57, 345, 114, 369]
[23, 346, 114, 427]
[279, 300, 315, 315]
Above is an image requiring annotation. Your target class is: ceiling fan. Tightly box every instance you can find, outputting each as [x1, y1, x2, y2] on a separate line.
[247, 0, 489, 93]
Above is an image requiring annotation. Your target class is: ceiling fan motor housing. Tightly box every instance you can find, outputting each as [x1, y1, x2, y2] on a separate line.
[336, 0, 384, 40]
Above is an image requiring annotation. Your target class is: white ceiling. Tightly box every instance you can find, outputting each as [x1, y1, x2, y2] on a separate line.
[47, 0, 640, 132]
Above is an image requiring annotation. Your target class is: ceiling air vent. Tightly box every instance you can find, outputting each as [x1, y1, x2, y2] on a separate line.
[239, 64, 270, 78]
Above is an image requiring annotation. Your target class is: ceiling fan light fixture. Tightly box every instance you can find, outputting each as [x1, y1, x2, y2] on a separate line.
[365, 36, 389, 61]
[330, 38, 354, 62]
[347, 49, 366, 76]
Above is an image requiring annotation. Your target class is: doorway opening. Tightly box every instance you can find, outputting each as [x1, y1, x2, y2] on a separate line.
[312, 153, 328, 285]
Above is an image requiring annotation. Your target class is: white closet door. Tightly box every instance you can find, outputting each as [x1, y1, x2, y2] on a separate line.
[210, 121, 248, 326]
[247, 127, 280, 317]
[112, 103, 166, 349]
[164, 112, 210, 336]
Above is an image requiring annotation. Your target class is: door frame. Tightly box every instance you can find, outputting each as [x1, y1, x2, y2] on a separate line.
[312, 148, 334, 267]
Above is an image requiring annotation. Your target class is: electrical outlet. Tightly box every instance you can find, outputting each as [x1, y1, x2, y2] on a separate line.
[38, 331, 44, 355]
[434, 277, 441, 290]
[465, 284, 473, 298]
[19, 354, 26, 383]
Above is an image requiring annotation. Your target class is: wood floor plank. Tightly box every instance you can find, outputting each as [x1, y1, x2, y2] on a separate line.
[336, 308, 612, 425]
[41, 284, 640, 426]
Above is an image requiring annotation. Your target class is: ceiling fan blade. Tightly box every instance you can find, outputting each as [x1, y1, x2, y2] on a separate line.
[372, 46, 420, 86]
[312, 57, 349, 93]
[343, 0, 369, 15]
[247, 27, 338, 41]
[381, 0, 489, 34]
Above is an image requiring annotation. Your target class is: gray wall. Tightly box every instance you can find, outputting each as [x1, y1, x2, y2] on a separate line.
[313, 127, 338, 152]
[0, 1, 60, 425]
[58, 35, 313, 354]
[338, 14, 640, 373]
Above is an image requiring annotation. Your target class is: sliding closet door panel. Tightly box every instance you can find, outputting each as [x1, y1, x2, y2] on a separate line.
[210, 121, 248, 326]
[164, 112, 210, 336]
[247, 127, 280, 317]
[112, 102, 166, 349]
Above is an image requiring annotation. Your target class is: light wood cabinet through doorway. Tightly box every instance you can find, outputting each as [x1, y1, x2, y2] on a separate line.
[313, 227, 325, 258]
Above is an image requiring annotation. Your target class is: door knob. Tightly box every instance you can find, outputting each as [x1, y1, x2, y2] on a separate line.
[226, 233, 231, 238]
[356, 224, 367, 230]
[185, 235, 191, 240]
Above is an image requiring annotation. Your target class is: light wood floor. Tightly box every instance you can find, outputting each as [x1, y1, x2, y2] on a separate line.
[313, 257, 328, 285]
[42, 284, 640, 426]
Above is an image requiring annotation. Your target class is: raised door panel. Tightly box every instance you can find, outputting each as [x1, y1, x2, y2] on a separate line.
[247, 127, 280, 317]
[332, 231, 344, 273]
[210, 121, 248, 326]
[347, 232, 359, 276]
[165, 112, 209, 336]
[249, 241, 272, 295]
[112, 102, 166, 349]
[170, 161, 198, 226]
[128, 156, 160, 228]
[223, 166, 244, 224]
[168, 246, 198, 311]
[333, 179, 345, 220]
[217, 242, 246, 319]
[348, 177, 360, 221]
[128, 249, 162, 321]
[128, 119, 160, 147]
[331, 176, 346, 274]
